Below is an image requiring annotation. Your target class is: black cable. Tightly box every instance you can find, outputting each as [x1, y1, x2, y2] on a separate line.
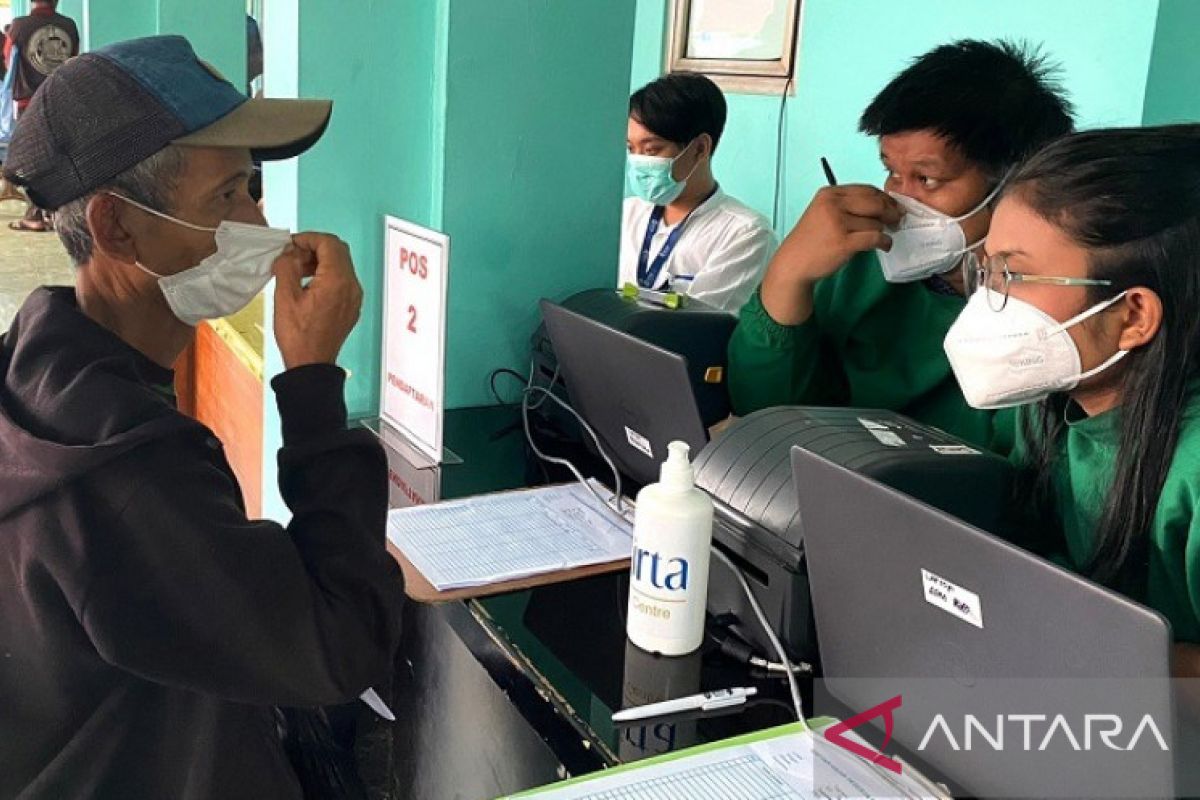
[771, 73, 795, 232]
[489, 367, 529, 406]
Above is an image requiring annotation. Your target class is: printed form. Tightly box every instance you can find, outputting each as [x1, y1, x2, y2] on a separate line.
[386, 481, 633, 591]
[513, 727, 945, 800]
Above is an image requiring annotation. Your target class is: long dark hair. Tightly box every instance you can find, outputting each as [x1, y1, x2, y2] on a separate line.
[1009, 124, 1200, 594]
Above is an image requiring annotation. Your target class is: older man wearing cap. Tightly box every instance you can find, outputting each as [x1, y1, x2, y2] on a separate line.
[0, 36, 405, 799]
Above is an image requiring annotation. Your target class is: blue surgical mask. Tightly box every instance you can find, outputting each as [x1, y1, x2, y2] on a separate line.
[626, 140, 699, 205]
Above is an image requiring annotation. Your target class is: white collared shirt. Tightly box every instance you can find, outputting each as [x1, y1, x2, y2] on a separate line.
[618, 188, 778, 312]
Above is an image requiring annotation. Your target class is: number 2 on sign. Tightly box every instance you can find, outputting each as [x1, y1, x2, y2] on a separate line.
[407, 305, 418, 334]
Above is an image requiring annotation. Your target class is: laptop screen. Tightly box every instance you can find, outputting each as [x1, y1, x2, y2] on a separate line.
[540, 299, 708, 485]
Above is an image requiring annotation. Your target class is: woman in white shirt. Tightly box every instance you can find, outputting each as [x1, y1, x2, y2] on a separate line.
[621, 73, 778, 313]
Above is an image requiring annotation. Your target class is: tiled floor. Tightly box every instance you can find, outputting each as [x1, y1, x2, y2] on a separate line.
[0, 200, 76, 332]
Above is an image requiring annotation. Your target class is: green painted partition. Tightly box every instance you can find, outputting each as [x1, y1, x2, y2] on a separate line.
[438, 0, 637, 410]
[81, 0, 242, 86]
[259, 0, 636, 520]
[56, 0, 83, 38]
[1143, 0, 1200, 124]
[82, 0, 155, 49]
[260, 0, 446, 520]
[157, 0, 245, 88]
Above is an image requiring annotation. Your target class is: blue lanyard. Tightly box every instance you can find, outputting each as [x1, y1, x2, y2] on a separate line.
[637, 188, 717, 289]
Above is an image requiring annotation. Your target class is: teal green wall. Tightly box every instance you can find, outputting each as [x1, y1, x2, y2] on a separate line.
[629, 0, 666, 105]
[439, 0, 636, 409]
[264, 0, 634, 419]
[632, 0, 1161, 232]
[81, 0, 243, 87]
[157, 0, 245, 88]
[259, 0, 635, 520]
[83, 0, 156, 49]
[57, 0, 83, 32]
[292, 0, 442, 416]
[1142, 0, 1200, 124]
[261, 0, 443, 521]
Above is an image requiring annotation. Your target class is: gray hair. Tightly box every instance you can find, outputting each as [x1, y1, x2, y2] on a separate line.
[55, 145, 187, 266]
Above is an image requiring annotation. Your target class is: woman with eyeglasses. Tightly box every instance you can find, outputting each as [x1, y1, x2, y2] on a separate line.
[944, 124, 1200, 668]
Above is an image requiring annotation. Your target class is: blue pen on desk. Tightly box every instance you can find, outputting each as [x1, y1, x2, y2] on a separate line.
[820, 156, 838, 187]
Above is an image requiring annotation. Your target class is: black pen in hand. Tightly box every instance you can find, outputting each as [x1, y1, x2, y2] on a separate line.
[820, 156, 838, 187]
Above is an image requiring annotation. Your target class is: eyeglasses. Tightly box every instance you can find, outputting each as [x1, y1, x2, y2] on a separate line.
[963, 250, 1114, 311]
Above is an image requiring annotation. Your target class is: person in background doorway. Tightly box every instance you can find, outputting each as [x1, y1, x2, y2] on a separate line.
[0, 35, 404, 798]
[944, 125, 1200, 674]
[5, 0, 78, 232]
[247, 13, 264, 92]
[0, 24, 11, 81]
[621, 72, 777, 313]
[247, 14, 265, 202]
[0, 24, 20, 204]
[727, 40, 1074, 453]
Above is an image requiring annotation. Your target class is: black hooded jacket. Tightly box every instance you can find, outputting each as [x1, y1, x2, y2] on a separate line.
[0, 288, 405, 799]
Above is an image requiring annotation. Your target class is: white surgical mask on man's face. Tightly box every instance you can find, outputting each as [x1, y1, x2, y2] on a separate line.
[943, 288, 1130, 409]
[111, 193, 292, 326]
[877, 179, 1006, 284]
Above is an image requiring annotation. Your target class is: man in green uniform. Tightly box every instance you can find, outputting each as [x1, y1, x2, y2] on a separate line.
[728, 40, 1074, 453]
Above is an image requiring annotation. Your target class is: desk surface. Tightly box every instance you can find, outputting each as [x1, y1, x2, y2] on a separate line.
[379, 406, 1192, 800]
[381, 405, 800, 798]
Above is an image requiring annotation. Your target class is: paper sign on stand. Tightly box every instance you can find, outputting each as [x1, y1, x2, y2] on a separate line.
[380, 216, 452, 466]
[376, 418, 442, 508]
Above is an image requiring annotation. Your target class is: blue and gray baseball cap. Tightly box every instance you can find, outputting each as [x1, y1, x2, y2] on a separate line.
[4, 35, 332, 209]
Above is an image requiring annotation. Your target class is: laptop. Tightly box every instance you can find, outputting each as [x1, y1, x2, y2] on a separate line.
[540, 299, 708, 486]
[791, 446, 1176, 799]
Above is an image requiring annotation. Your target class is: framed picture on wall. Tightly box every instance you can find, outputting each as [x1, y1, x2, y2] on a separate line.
[666, 0, 801, 95]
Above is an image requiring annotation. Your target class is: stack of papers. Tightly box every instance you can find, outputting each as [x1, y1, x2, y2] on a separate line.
[509, 723, 948, 799]
[386, 481, 634, 591]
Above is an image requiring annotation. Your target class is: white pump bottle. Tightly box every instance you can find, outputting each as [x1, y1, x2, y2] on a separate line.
[625, 441, 714, 656]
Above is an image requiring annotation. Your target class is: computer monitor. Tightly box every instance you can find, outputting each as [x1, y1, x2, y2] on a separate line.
[540, 299, 708, 486]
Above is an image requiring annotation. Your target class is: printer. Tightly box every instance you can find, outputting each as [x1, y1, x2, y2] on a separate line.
[695, 406, 1013, 662]
[531, 288, 737, 427]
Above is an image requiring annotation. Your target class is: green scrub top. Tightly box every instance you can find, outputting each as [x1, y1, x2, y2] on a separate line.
[1012, 395, 1200, 643]
[727, 250, 1015, 454]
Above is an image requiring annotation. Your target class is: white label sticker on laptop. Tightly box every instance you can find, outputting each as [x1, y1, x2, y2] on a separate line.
[625, 426, 654, 459]
[931, 444, 981, 456]
[858, 417, 905, 447]
[870, 430, 905, 447]
[921, 568, 984, 629]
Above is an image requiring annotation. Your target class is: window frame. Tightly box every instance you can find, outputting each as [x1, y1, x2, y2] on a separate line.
[665, 0, 802, 95]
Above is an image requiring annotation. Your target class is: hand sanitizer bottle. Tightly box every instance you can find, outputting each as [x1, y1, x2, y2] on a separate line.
[626, 441, 713, 656]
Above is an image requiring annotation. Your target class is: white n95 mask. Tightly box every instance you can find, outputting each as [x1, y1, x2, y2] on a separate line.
[878, 180, 1005, 284]
[944, 288, 1129, 410]
[113, 193, 292, 326]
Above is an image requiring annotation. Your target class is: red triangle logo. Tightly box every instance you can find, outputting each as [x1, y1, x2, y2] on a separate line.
[823, 694, 904, 775]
